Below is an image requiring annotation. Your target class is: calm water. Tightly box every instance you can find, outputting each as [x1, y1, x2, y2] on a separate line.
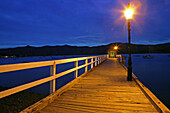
[0, 54, 170, 109]
[123, 53, 170, 109]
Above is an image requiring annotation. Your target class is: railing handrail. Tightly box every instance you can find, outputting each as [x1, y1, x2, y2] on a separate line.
[0, 55, 103, 73]
[116, 54, 122, 58]
[0, 55, 108, 99]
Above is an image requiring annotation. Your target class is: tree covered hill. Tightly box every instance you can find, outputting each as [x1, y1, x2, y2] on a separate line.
[0, 43, 169, 57]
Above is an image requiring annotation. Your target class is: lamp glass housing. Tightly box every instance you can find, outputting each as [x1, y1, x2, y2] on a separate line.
[124, 7, 134, 20]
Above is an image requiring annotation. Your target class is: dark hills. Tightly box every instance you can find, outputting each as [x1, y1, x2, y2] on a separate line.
[0, 43, 169, 57]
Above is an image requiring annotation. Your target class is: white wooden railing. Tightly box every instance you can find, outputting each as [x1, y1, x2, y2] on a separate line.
[0, 55, 108, 99]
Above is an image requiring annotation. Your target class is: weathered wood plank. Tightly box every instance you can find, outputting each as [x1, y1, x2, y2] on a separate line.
[56, 96, 152, 105]
[51, 101, 156, 112]
[42, 103, 157, 113]
[53, 98, 153, 108]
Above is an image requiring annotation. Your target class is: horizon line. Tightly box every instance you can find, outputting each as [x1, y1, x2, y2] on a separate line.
[0, 42, 170, 49]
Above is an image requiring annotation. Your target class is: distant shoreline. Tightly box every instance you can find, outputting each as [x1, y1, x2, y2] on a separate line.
[0, 42, 169, 57]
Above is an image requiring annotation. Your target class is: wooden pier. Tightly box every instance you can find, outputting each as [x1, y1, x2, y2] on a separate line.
[0, 55, 169, 113]
[25, 58, 169, 113]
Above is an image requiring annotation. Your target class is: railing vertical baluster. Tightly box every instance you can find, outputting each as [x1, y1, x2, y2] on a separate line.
[97, 57, 98, 65]
[120, 56, 122, 63]
[74, 60, 78, 78]
[91, 58, 93, 69]
[97, 57, 99, 65]
[85, 58, 88, 72]
[95, 57, 97, 66]
[101, 56, 102, 63]
[99, 57, 100, 64]
[50, 61, 56, 94]
[100, 56, 101, 64]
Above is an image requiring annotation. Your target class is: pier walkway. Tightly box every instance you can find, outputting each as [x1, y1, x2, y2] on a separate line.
[38, 58, 158, 113]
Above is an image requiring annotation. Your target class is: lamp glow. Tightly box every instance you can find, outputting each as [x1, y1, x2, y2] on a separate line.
[124, 5, 134, 20]
[114, 46, 118, 50]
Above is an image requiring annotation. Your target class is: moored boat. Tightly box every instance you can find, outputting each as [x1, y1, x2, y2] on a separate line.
[142, 55, 154, 59]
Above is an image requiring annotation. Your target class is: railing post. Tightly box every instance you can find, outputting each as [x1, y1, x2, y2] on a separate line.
[74, 60, 78, 78]
[50, 61, 56, 94]
[95, 57, 97, 66]
[97, 57, 99, 65]
[120, 56, 122, 63]
[98, 57, 99, 64]
[91, 58, 93, 69]
[100, 56, 101, 64]
[122, 56, 126, 65]
[85, 58, 88, 72]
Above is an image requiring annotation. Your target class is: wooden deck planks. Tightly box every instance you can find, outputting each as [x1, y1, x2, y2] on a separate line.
[39, 58, 158, 113]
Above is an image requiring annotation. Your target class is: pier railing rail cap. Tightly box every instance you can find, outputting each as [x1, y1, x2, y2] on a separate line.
[0, 55, 105, 74]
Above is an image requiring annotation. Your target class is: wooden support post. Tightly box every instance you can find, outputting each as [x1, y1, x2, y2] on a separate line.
[91, 58, 93, 69]
[100, 57, 101, 63]
[50, 61, 56, 94]
[85, 58, 88, 72]
[99, 57, 100, 63]
[122, 56, 126, 65]
[97, 57, 99, 64]
[99, 57, 101, 64]
[74, 60, 78, 78]
[97, 57, 98, 65]
[95, 57, 97, 66]
[120, 57, 122, 62]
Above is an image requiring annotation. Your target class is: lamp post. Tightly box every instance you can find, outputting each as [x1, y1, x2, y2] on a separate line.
[124, 3, 134, 81]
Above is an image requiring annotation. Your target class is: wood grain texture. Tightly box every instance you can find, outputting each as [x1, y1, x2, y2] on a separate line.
[39, 58, 158, 113]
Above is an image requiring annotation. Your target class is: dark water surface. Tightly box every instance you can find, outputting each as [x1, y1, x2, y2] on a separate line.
[123, 53, 170, 109]
[0, 54, 170, 109]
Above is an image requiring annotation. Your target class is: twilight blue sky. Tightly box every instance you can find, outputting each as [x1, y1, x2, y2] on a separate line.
[0, 0, 170, 48]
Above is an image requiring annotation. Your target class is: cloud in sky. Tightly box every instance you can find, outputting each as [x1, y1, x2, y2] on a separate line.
[0, 0, 170, 48]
